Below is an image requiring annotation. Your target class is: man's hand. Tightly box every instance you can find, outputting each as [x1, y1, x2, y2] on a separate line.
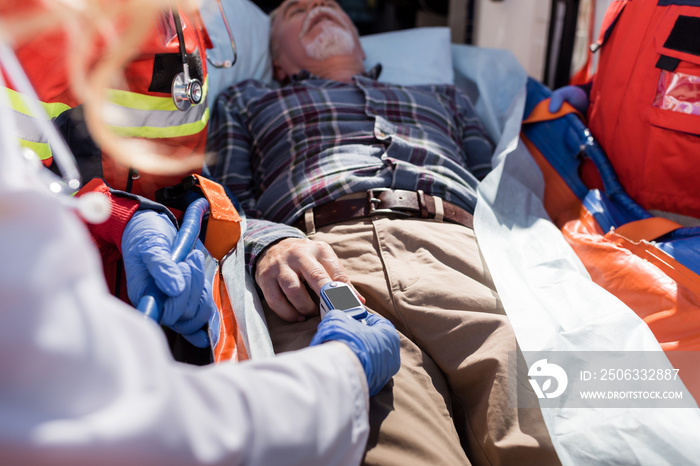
[255, 237, 363, 322]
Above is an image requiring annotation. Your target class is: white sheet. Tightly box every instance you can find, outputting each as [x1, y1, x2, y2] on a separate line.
[453, 44, 700, 464]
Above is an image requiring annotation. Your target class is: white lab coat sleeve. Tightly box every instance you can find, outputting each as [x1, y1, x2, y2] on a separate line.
[0, 182, 369, 466]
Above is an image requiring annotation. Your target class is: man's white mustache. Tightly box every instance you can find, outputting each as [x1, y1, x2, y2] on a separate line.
[299, 6, 346, 38]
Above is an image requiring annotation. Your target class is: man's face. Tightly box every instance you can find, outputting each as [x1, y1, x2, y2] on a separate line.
[271, 0, 364, 80]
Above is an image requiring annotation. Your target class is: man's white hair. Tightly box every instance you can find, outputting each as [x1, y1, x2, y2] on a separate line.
[269, 1, 360, 61]
[300, 6, 355, 60]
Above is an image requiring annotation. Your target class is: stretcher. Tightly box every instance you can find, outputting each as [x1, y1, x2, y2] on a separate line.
[190, 0, 700, 462]
[8, 0, 696, 462]
[164, 48, 694, 466]
[200, 3, 700, 463]
[462, 43, 700, 465]
[521, 79, 700, 355]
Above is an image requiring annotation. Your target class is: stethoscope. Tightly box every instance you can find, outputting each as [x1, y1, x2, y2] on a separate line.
[171, 0, 237, 111]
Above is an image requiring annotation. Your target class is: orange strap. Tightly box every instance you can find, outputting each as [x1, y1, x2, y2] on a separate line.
[611, 217, 683, 243]
[524, 99, 681, 244]
[522, 98, 583, 125]
[212, 270, 249, 363]
[193, 174, 242, 261]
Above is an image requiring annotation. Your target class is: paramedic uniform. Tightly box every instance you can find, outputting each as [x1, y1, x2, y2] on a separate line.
[7, 6, 210, 202]
[0, 129, 370, 465]
[4, 5, 215, 302]
[587, 0, 700, 219]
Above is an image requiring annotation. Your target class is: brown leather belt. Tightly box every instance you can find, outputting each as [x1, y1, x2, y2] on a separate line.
[293, 189, 474, 234]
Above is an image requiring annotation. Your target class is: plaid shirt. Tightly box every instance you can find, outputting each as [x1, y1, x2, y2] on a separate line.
[206, 67, 494, 274]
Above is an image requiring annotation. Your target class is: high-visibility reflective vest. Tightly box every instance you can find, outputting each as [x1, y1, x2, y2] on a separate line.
[3, 6, 212, 201]
[4, 86, 71, 164]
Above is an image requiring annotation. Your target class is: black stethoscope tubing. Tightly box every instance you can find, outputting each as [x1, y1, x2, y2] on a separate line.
[171, 9, 204, 111]
[170, 2, 238, 111]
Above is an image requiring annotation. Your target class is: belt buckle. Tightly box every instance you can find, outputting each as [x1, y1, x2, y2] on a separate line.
[367, 188, 411, 217]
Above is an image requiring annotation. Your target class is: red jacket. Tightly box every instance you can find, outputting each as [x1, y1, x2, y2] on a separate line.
[79, 179, 141, 300]
[587, 0, 700, 219]
[4, 3, 213, 300]
[7, 4, 212, 202]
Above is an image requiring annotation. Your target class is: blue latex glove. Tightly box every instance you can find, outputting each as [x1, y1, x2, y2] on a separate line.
[162, 249, 217, 348]
[548, 85, 589, 114]
[122, 210, 215, 347]
[310, 310, 401, 396]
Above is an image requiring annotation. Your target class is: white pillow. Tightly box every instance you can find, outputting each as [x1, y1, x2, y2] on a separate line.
[202, 0, 454, 103]
[200, 0, 272, 112]
[361, 27, 454, 86]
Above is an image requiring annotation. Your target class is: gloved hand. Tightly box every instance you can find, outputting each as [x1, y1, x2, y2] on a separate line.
[122, 210, 216, 347]
[161, 249, 217, 348]
[310, 310, 401, 396]
[548, 85, 589, 114]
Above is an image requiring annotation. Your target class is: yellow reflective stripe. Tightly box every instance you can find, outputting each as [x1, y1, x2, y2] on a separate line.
[109, 107, 209, 138]
[5, 88, 70, 118]
[3, 89, 55, 161]
[105, 78, 209, 138]
[106, 77, 209, 111]
[18, 139, 53, 161]
[107, 88, 179, 111]
[4, 87, 71, 163]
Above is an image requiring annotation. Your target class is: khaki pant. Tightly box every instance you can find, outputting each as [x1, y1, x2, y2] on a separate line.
[263, 216, 560, 466]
